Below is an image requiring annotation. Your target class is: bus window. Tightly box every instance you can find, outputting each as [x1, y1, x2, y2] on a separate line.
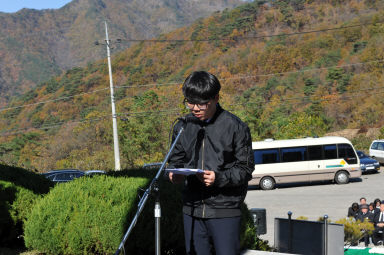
[324, 144, 337, 159]
[281, 147, 307, 162]
[338, 144, 357, 164]
[254, 149, 280, 164]
[308, 145, 323, 160]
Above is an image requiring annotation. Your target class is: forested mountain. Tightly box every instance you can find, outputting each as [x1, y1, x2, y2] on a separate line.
[0, 0, 243, 101]
[1, 0, 384, 171]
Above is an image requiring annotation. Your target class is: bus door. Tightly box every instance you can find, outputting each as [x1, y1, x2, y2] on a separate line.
[308, 145, 328, 181]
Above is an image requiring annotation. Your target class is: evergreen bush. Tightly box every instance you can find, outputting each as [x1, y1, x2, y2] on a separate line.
[0, 164, 53, 247]
[296, 216, 308, 220]
[335, 217, 374, 246]
[24, 174, 148, 254]
[24, 169, 268, 254]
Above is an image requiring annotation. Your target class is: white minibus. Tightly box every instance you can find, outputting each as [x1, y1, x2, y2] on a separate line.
[250, 136, 361, 190]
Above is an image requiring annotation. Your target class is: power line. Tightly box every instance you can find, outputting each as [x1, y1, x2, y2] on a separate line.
[112, 86, 384, 117]
[114, 82, 181, 89]
[114, 59, 384, 90]
[0, 115, 111, 136]
[1, 20, 383, 113]
[116, 84, 384, 116]
[0, 7, 380, 115]
[113, 21, 384, 43]
[0, 111, 182, 136]
[1, 8, 382, 136]
[0, 58, 382, 115]
[117, 109, 182, 118]
[228, 86, 384, 108]
[1, 85, 383, 137]
[0, 88, 109, 113]
[2, 6, 380, 45]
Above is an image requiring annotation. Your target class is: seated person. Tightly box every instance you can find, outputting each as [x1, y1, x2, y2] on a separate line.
[374, 198, 381, 213]
[348, 202, 359, 218]
[359, 197, 367, 211]
[356, 204, 372, 247]
[372, 201, 384, 245]
[369, 203, 376, 219]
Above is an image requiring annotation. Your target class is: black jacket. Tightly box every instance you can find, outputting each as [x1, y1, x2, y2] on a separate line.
[168, 104, 254, 218]
[373, 210, 384, 229]
[348, 207, 359, 218]
[355, 211, 372, 223]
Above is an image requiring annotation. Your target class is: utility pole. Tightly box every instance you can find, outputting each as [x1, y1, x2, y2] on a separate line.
[105, 21, 121, 171]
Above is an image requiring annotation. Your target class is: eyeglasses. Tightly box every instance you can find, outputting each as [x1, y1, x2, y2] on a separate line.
[183, 98, 209, 110]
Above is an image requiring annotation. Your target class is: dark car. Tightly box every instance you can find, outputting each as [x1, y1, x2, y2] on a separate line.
[42, 169, 85, 183]
[143, 162, 163, 169]
[356, 150, 380, 173]
[84, 170, 106, 176]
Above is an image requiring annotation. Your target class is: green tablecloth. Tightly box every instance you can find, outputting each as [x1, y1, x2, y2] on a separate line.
[345, 248, 370, 255]
[345, 247, 384, 255]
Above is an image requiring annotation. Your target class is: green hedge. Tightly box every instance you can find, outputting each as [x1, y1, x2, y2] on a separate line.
[0, 164, 54, 247]
[24, 169, 269, 254]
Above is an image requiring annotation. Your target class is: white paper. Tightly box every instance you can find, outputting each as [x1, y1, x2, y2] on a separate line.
[165, 168, 204, 176]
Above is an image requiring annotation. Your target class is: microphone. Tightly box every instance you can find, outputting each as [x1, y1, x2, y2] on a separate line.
[177, 116, 188, 122]
[177, 116, 197, 122]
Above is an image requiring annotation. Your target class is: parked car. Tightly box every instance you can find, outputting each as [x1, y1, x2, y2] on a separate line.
[42, 169, 84, 183]
[356, 150, 380, 173]
[369, 140, 384, 164]
[143, 162, 163, 169]
[85, 170, 106, 176]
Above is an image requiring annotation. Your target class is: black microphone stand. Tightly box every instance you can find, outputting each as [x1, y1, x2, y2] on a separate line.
[114, 124, 185, 255]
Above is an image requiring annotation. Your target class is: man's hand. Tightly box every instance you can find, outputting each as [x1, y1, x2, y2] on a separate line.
[377, 223, 384, 228]
[197, 170, 215, 187]
[169, 172, 185, 184]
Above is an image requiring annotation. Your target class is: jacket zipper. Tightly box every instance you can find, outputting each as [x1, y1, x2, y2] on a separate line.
[202, 130, 206, 218]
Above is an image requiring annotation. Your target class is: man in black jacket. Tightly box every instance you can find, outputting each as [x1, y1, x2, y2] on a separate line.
[168, 71, 254, 255]
[355, 204, 372, 247]
[373, 202, 384, 245]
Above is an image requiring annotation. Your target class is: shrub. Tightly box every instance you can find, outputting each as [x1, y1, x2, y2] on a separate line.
[317, 216, 332, 223]
[351, 135, 372, 152]
[0, 164, 53, 247]
[240, 204, 271, 251]
[24, 169, 269, 254]
[379, 126, 384, 139]
[24, 174, 148, 255]
[335, 217, 375, 245]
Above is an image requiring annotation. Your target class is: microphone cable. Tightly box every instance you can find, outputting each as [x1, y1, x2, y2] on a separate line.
[167, 116, 182, 152]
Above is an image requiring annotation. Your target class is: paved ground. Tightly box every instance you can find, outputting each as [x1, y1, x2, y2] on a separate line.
[244, 167, 384, 249]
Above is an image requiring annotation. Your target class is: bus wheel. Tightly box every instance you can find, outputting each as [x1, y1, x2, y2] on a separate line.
[335, 171, 349, 184]
[260, 176, 275, 190]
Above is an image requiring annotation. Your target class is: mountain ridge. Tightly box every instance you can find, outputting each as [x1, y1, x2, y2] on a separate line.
[0, 0, 243, 101]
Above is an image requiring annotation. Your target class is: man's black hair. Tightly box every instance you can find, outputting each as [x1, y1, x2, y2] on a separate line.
[182, 71, 221, 104]
[360, 197, 366, 202]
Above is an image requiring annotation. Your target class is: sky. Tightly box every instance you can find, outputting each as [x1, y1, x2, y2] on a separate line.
[0, 0, 73, 13]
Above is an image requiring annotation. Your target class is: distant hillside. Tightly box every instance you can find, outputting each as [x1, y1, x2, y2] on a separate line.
[1, 0, 384, 171]
[0, 0, 243, 101]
